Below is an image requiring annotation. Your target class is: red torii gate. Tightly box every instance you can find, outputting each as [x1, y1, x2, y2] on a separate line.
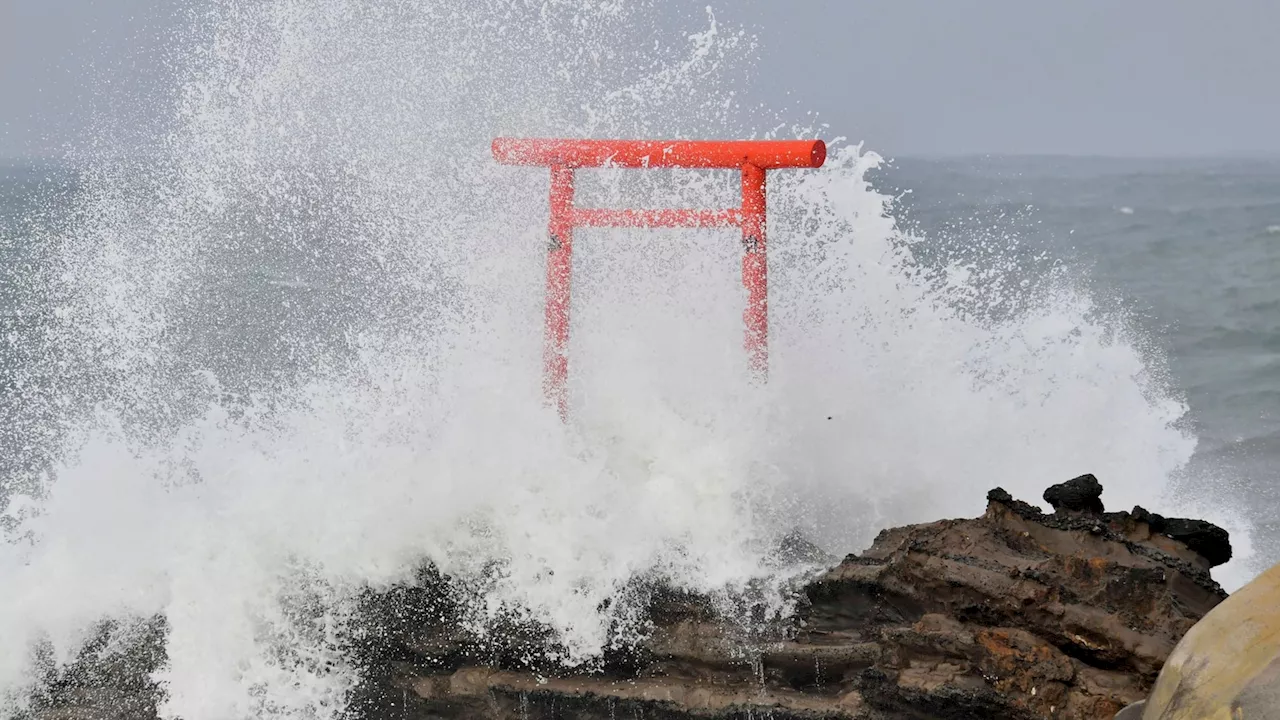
[492, 137, 827, 418]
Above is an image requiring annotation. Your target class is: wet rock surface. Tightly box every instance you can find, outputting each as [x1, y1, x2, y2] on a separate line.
[1128, 561, 1280, 719]
[344, 480, 1233, 720]
[26, 478, 1233, 720]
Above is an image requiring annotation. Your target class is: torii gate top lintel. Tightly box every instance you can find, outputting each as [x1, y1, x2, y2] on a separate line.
[491, 137, 827, 419]
[491, 137, 826, 170]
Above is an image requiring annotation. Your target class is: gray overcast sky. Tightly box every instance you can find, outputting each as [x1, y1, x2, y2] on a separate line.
[2, 0, 1279, 159]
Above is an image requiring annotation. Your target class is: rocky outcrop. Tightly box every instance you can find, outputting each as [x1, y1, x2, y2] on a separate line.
[1123, 562, 1280, 718]
[19, 619, 166, 720]
[350, 480, 1229, 720]
[25, 478, 1232, 720]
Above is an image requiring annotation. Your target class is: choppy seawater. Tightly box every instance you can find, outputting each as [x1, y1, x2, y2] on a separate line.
[2, 150, 1278, 715]
[878, 155, 1280, 564]
[5, 155, 1278, 564]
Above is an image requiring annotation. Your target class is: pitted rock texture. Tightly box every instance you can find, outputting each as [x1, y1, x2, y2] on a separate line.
[352, 485, 1228, 720]
[1043, 474, 1106, 515]
[27, 481, 1231, 720]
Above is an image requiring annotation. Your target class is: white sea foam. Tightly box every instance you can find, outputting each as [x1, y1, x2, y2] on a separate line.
[0, 1, 1253, 718]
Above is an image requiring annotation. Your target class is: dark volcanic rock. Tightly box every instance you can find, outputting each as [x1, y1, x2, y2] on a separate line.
[988, 486, 1046, 518]
[1043, 473, 1105, 514]
[30, 478, 1231, 720]
[1157, 518, 1233, 568]
[23, 618, 166, 720]
[361, 482, 1226, 720]
[1132, 506, 1233, 568]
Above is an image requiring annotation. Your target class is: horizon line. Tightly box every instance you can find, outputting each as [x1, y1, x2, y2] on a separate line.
[4, 149, 1280, 168]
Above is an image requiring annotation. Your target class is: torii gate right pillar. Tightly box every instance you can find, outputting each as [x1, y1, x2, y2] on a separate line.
[740, 161, 768, 377]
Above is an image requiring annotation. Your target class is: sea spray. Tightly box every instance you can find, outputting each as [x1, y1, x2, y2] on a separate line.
[0, 1, 1250, 718]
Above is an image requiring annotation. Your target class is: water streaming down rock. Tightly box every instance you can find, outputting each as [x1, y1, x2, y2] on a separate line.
[0, 1, 1256, 719]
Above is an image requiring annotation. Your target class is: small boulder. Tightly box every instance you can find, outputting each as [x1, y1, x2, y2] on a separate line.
[1135, 562, 1280, 718]
[987, 486, 1046, 519]
[1131, 505, 1162, 530]
[1131, 506, 1232, 568]
[986, 487, 1014, 505]
[1043, 473, 1105, 514]
[1162, 517, 1232, 568]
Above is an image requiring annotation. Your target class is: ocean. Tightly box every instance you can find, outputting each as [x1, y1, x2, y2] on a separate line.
[10, 157, 1278, 502]
[880, 155, 1280, 564]
[2, 2, 1279, 717]
[4, 151, 1279, 716]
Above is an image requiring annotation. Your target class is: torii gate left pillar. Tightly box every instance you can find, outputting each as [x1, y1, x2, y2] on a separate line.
[492, 137, 827, 418]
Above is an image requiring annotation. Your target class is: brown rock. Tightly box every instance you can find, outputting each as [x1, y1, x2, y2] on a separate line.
[348, 483, 1225, 719]
[30, 480, 1230, 720]
[1128, 561, 1280, 718]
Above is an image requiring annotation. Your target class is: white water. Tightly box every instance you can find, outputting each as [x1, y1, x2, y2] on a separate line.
[0, 2, 1255, 718]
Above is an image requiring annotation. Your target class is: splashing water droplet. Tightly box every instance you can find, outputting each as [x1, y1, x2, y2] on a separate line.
[0, 2, 1249, 719]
